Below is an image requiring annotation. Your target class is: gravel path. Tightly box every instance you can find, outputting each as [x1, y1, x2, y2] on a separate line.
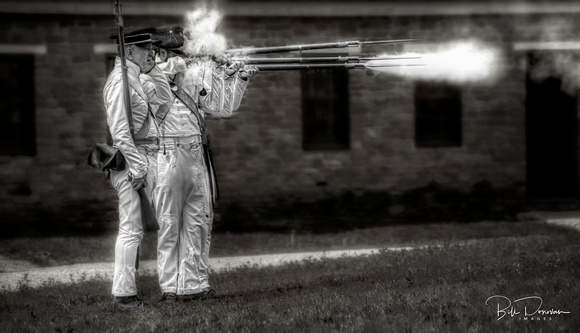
[0, 246, 426, 292]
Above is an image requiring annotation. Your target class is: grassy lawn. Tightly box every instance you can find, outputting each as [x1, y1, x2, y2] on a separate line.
[0, 222, 578, 332]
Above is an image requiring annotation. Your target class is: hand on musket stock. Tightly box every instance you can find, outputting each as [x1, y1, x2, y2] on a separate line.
[214, 55, 259, 80]
[237, 65, 259, 80]
[191, 53, 258, 79]
[224, 60, 244, 76]
[130, 174, 148, 191]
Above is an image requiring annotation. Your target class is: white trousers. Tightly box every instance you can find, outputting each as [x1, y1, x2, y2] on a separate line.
[151, 142, 213, 295]
[110, 167, 145, 297]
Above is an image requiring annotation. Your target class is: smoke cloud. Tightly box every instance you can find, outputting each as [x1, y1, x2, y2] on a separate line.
[528, 52, 580, 96]
[183, 5, 227, 56]
[366, 39, 503, 85]
[179, 3, 229, 87]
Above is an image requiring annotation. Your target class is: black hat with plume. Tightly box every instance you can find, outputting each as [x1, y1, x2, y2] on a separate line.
[155, 27, 185, 55]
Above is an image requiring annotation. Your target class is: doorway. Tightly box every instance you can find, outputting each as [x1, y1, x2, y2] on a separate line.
[526, 52, 579, 198]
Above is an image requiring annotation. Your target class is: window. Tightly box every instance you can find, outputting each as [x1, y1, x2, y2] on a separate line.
[414, 81, 462, 147]
[0, 55, 36, 156]
[301, 69, 350, 151]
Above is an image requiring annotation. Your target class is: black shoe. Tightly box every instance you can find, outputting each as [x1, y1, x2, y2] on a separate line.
[202, 288, 216, 298]
[178, 291, 206, 302]
[114, 295, 145, 311]
[178, 288, 217, 302]
[158, 292, 178, 304]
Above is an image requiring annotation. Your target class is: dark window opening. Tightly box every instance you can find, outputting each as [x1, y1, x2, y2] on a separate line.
[414, 81, 462, 148]
[0, 55, 36, 156]
[302, 69, 350, 151]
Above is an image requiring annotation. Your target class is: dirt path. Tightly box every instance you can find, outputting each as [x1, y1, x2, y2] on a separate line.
[0, 246, 426, 292]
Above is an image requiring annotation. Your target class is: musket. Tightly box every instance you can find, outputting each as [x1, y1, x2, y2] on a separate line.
[226, 39, 416, 55]
[252, 62, 424, 71]
[229, 55, 424, 72]
[113, 0, 159, 233]
[114, 1, 133, 137]
[232, 55, 420, 64]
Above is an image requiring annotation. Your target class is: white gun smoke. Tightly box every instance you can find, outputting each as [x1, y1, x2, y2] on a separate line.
[183, 5, 227, 56]
[528, 52, 580, 96]
[181, 5, 228, 86]
[366, 40, 503, 84]
[178, 8, 506, 87]
[520, 16, 580, 95]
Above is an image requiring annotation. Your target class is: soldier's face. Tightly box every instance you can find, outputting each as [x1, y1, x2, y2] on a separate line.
[127, 43, 155, 72]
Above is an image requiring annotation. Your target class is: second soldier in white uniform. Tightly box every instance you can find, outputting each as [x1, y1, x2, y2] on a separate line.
[151, 28, 258, 302]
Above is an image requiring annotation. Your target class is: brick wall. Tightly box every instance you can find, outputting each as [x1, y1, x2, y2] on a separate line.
[0, 14, 180, 230]
[1, 9, 580, 230]
[213, 15, 530, 201]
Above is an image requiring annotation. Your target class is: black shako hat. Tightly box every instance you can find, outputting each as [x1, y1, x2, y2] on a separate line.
[110, 27, 160, 47]
[154, 27, 185, 55]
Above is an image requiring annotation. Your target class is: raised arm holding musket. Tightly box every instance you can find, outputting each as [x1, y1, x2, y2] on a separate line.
[102, 25, 171, 310]
[156, 33, 257, 116]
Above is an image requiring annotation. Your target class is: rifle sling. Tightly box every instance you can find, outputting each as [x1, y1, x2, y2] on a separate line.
[127, 78, 157, 141]
[169, 75, 219, 203]
[170, 76, 207, 142]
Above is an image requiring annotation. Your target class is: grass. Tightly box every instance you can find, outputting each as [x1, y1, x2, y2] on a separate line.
[0, 228, 578, 332]
[0, 221, 570, 267]
[0, 221, 578, 332]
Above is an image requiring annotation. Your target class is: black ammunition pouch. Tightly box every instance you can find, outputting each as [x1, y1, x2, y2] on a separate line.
[87, 143, 126, 171]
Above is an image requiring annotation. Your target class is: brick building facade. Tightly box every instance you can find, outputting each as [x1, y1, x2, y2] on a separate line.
[1, 1, 580, 232]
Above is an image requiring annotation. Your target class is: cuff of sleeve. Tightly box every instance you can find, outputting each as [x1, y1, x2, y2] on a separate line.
[130, 168, 147, 180]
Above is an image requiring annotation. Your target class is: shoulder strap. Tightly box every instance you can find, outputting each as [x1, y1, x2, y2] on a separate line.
[128, 75, 148, 103]
[172, 75, 217, 203]
[128, 78, 159, 140]
[155, 75, 175, 122]
[155, 98, 174, 123]
[171, 73, 207, 136]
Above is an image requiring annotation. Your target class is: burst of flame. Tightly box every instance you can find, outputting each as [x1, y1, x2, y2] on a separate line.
[366, 40, 503, 84]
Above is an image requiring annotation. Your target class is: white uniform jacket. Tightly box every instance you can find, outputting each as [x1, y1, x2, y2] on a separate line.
[200, 60, 249, 117]
[103, 58, 172, 178]
[157, 57, 249, 137]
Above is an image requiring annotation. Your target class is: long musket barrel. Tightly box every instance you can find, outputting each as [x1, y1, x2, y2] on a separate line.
[255, 63, 366, 71]
[113, 1, 133, 136]
[253, 63, 424, 71]
[232, 55, 420, 64]
[226, 54, 424, 71]
[226, 39, 415, 55]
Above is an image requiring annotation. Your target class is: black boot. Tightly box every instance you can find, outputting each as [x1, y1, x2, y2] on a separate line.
[158, 292, 178, 304]
[114, 295, 145, 310]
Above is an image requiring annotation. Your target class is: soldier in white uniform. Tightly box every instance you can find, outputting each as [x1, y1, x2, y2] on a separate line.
[151, 28, 258, 302]
[103, 28, 172, 310]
